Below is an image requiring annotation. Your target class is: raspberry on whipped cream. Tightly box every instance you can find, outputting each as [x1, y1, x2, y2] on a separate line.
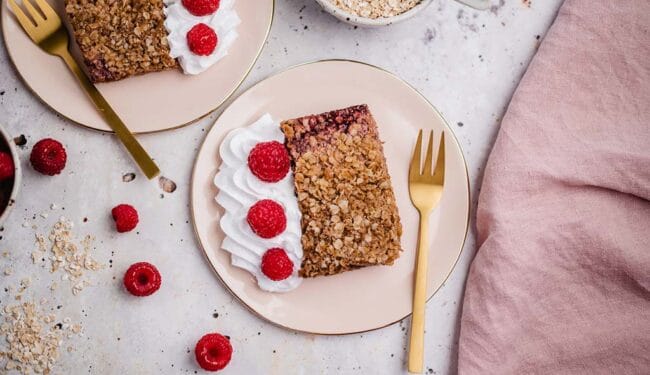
[247, 199, 287, 239]
[248, 141, 291, 183]
[186, 23, 218, 56]
[182, 0, 220, 16]
[214, 114, 303, 292]
[164, 0, 240, 75]
[261, 248, 294, 281]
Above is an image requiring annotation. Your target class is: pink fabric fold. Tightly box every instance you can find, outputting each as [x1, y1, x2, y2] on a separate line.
[457, 0, 650, 374]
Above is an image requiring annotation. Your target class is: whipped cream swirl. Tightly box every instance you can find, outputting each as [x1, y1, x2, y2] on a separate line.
[164, 0, 240, 75]
[214, 114, 303, 292]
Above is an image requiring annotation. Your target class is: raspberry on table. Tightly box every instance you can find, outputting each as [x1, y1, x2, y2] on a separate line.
[194, 333, 232, 372]
[182, 0, 220, 16]
[186, 23, 218, 56]
[247, 141, 291, 183]
[123, 262, 161, 297]
[261, 248, 294, 281]
[29, 138, 67, 176]
[0, 152, 14, 181]
[246, 199, 286, 239]
[111, 204, 139, 233]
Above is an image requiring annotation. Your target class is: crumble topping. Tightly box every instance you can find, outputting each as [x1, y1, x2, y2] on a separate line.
[281, 105, 403, 277]
[64, 0, 178, 82]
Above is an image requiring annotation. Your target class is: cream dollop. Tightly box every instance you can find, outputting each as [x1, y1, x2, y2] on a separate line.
[164, 0, 240, 75]
[214, 114, 303, 292]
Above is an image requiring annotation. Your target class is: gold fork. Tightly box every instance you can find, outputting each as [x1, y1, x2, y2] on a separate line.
[407, 129, 445, 373]
[8, 0, 160, 179]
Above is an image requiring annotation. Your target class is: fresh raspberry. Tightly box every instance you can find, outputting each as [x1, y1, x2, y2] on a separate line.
[246, 199, 286, 239]
[247, 141, 290, 183]
[182, 0, 220, 16]
[261, 248, 294, 281]
[0, 152, 14, 181]
[29, 138, 66, 176]
[195, 333, 232, 372]
[186, 23, 218, 56]
[123, 262, 161, 297]
[111, 204, 139, 233]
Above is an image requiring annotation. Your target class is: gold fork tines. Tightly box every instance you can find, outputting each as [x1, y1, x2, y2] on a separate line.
[8, 0, 60, 43]
[407, 129, 445, 373]
[409, 130, 445, 186]
[8, 0, 160, 179]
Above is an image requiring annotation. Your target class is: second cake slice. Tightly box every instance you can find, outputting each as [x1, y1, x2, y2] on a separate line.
[281, 105, 403, 277]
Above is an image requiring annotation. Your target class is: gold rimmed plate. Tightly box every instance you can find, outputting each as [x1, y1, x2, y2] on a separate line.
[191, 60, 470, 334]
[1, 0, 273, 133]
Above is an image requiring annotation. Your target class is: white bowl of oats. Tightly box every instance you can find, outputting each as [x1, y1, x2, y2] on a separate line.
[315, 0, 432, 26]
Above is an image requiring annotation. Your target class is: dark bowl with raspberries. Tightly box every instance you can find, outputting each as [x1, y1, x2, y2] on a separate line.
[0, 124, 20, 226]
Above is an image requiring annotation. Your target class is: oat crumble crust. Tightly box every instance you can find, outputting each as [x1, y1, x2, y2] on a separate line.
[281, 105, 403, 277]
[64, 0, 178, 83]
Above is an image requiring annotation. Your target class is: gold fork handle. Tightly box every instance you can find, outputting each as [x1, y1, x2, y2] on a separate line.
[408, 211, 429, 373]
[58, 50, 160, 179]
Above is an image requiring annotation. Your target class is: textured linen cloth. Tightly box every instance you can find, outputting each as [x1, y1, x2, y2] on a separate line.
[457, 0, 650, 373]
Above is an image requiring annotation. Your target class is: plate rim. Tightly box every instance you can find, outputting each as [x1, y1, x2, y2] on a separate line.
[190, 58, 471, 335]
[0, 0, 275, 134]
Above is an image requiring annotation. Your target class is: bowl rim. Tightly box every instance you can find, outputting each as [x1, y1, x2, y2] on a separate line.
[314, 0, 432, 27]
[0, 123, 21, 226]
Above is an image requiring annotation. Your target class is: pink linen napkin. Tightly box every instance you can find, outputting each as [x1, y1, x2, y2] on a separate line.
[457, 0, 650, 373]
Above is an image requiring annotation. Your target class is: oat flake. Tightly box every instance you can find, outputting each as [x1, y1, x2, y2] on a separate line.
[33, 217, 103, 294]
[0, 301, 80, 374]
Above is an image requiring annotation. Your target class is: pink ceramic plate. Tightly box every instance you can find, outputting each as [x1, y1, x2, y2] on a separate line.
[1, 0, 273, 133]
[191, 60, 470, 334]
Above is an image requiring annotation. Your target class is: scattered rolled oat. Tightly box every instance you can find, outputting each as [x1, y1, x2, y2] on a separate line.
[122, 173, 136, 183]
[158, 176, 177, 193]
[0, 301, 81, 374]
[18, 279, 31, 294]
[328, 0, 421, 19]
[33, 217, 103, 295]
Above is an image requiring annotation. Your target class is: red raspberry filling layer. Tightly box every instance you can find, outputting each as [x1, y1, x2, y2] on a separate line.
[123, 262, 161, 297]
[195, 333, 232, 372]
[246, 199, 286, 239]
[186, 23, 218, 56]
[182, 0, 220, 16]
[261, 248, 294, 281]
[247, 141, 291, 183]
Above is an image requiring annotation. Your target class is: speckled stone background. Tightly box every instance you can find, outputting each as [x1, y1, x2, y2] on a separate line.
[0, 0, 563, 373]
